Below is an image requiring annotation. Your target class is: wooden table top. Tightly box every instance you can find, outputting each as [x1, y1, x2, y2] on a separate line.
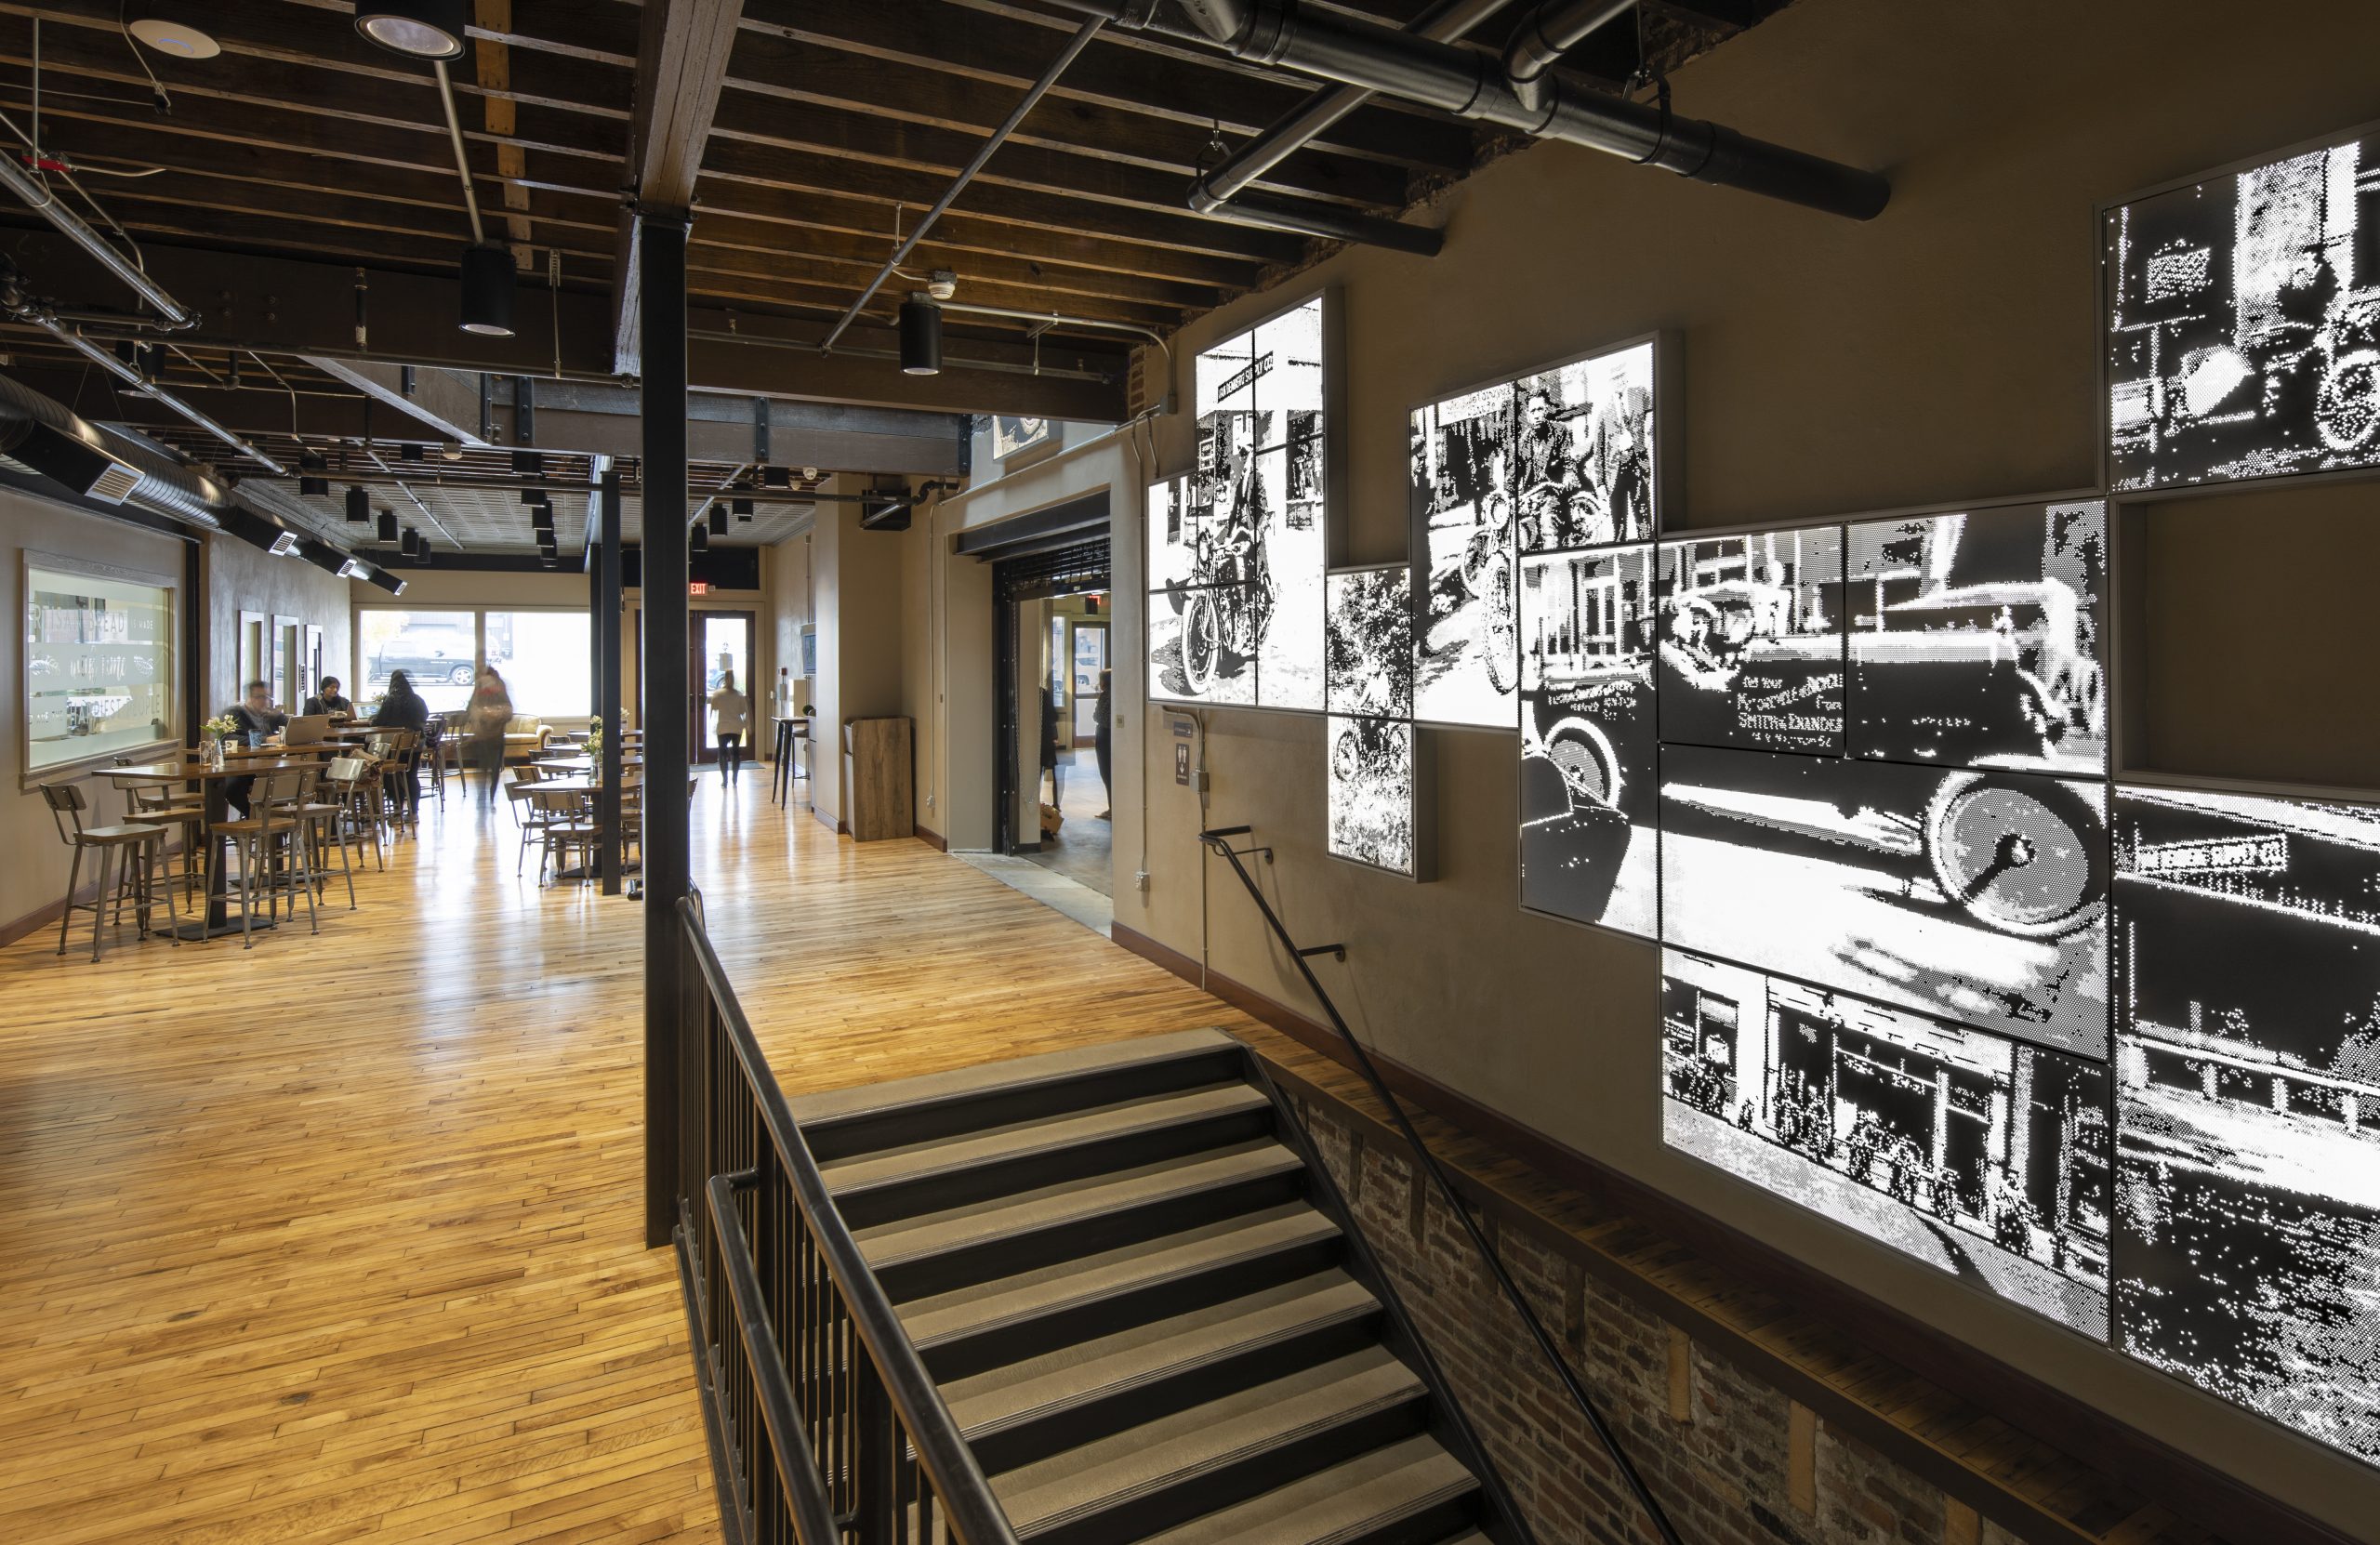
[530, 775, 645, 796]
[111, 759, 317, 781]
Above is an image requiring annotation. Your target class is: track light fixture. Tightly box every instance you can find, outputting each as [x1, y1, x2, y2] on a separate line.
[707, 507, 728, 535]
[415, 544, 431, 568]
[512, 450, 543, 476]
[689, 522, 709, 554]
[377, 509, 399, 543]
[345, 484, 370, 522]
[732, 496, 753, 518]
[400, 442, 423, 461]
[399, 526, 418, 557]
[899, 293, 942, 376]
[354, 0, 468, 59]
[459, 244, 517, 337]
[538, 552, 557, 569]
[300, 451, 329, 497]
[760, 466, 790, 489]
[521, 487, 550, 507]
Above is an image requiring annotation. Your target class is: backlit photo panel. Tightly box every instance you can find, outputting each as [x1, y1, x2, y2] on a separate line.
[2111, 786, 2380, 1466]
[1658, 526, 1845, 755]
[1512, 340, 1658, 552]
[1327, 567, 1414, 720]
[1412, 385, 1522, 728]
[2107, 127, 2380, 492]
[1147, 587, 1258, 706]
[1846, 500, 2109, 775]
[1328, 714, 1419, 878]
[1146, 477, 1199, 593]
[1254, 445, 1325, 711]
[1252, 298, 1324, 446]
[1519, 544, 1658, 937]
[1659, 743, 2109, 1054]
[1662, 950, 2111, 1337]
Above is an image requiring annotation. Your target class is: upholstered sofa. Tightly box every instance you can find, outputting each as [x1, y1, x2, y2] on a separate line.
[500, 714, 558, 763]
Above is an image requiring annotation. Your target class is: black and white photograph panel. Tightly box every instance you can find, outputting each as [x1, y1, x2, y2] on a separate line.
[992, 415, 1054, 461]
[1252, 297, 1325, 449]
[1251, 445, 1326, 712]
[1658, 525, 1846, 756]
[1412, 384, 1521, 729]
[1147, 586, 1258, 707]
[1327, 567, 1414, 720]
[2111, 786, 2380, 1464]
[1519, 544, 1658, 937]
[1145, 477, 1201, 593]
[1328, 715, 1419, 878]
[1511, 339, 1659, 552]
[2108, 127, 2380, 491]
[1846, 500, 2109, 775]
[1662, 951, 2112, 1337]
[1660, 743, 2109, 1053]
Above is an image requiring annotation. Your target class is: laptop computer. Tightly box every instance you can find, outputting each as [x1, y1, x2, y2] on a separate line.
[284, 713, 333, 746]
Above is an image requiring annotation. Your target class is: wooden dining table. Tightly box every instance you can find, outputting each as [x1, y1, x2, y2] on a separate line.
[110, 758, 318, 938]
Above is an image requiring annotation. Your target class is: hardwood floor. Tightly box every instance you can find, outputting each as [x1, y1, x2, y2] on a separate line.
[0, 767, 1266, 1544]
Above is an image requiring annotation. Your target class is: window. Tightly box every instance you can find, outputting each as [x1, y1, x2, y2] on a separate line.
[23, 561, 176, 774]
[359, 608, 478, 714]
[485, 611, 592, 719]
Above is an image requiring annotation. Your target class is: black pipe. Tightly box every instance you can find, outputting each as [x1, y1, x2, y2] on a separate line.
[1064, 0, 1889, 220]
[1203, 188, 1444, 255]
[1504, 0, 1633, 111]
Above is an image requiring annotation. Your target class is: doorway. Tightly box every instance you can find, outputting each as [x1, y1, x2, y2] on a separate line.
[692, 610, 756, 765]
[992, 540, 1112, 893]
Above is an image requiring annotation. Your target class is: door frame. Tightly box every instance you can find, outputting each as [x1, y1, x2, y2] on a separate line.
[690, 608, 757, 764]
[991, 541, 1110, 854]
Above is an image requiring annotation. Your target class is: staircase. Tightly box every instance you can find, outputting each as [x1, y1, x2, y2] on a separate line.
[787, 1028, 1531, 1545]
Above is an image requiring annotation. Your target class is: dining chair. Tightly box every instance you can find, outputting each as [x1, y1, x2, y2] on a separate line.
[302, 759, 371, 910]
[531, 786, 600, 885]
[215, 768, 320, 948]
[40, 782, 177, 961]
[109, 759, 205, 901]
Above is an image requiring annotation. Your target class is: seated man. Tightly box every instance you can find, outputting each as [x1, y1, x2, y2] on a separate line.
[303, 676, 355, 720]
[221, 680, 286, 817]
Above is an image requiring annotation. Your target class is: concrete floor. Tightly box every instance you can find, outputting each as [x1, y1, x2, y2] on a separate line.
[1025, 747, 1112, 895]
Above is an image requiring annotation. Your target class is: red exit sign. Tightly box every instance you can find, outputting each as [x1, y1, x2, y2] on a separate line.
[688, 582, 713, 596]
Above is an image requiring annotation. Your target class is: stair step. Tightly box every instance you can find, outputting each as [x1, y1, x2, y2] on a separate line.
[858, 1141, 1308, 1299]
[947, 1272, 1382, 1472]
[1138, 1435, 1480, 1545]
[821, 1082, 1276, 1227]
[790, 1028, 1248, 1162]
[902, 1203, 1343, 1380]
[995, 1346, 1428, 1545]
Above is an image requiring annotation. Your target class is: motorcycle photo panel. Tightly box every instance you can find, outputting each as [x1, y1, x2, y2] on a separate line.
[1410, 336, 1666, 732]
[2110, 786, 2380, 1467]
[1658, 525, 1847, 756]
[2106, 123, 2380, 492]
[1662, 949, 2114, 1337]
[1846, 501, 2109, 776]
[1519, 542, 1659, 938]
[1326, 713, 1427, 879]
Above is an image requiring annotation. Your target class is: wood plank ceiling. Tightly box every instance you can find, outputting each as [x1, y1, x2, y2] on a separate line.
[0, 0, 1784, 554]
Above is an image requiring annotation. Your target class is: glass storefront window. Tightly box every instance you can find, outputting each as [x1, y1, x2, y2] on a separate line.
[485, 611, 591, 719]
[359, 608, 477, 715]
[24, 563, 176, 772]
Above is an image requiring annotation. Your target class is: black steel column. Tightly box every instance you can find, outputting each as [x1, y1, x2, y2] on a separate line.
[597, 464, 626, 896]
[181, 537, 204, 748]
[641, 210, 693, 1249]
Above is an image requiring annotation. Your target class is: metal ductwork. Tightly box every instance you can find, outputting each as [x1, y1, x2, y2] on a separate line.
[0, 370, 228, 526]
[1069, 0, 1888, 220]
[1503, 0, 1633, 111]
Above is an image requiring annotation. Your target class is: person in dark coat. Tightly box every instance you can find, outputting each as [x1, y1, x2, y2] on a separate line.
[370, 670, 430, 817]
[1092, 667, 1112, 821]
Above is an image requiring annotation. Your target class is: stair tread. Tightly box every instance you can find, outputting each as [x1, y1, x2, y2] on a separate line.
[942, 1272, 1379, 1435]
[994, 1345, 1424, 1533]
[818, 1082, 1272, 1196]
[1138, 1436, 1477, 1545]
[900, 1203, 1340, 1346]
[853, 1141, 1303, 1270]
[787, 1027, 1241, 1127]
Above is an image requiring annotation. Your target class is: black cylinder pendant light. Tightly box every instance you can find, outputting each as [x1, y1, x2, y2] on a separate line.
[689, 522, 709, 554]
[345, 484, 370, 522]
[707, 506, 728, 535]
[459, 244, 517, 337]
[399, 526, 418, 557]
[898, 294, 942, 376]
[377, 508, 399, 543]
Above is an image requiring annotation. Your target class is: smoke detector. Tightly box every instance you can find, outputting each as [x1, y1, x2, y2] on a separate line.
[926, 270, 958, 301]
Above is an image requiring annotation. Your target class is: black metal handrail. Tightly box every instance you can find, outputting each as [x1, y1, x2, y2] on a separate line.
[1198, 825, 1687, 1545]
[675, 897, 1020, 1545]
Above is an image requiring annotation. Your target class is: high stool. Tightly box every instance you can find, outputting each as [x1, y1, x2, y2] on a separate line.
[41, 783, 178, 962]
[215, 768, 320, 948]
[301, 759, 368, 911]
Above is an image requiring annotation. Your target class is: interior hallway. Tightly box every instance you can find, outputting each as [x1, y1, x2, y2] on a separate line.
[0, 768, 1265, 1544]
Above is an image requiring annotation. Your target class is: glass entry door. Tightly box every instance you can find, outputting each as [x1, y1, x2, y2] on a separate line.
[691, 611, 755, 763]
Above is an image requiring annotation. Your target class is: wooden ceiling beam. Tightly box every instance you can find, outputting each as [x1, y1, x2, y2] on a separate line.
[613, 0, 747, 376]
[472, 1, 538, 270]
[740, 0, 1477, 174]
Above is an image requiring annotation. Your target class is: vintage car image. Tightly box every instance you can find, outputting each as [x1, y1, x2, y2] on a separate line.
[1519, 544, 1659, 936]
[1660, 742, 2110, 1054]
[1663, 950, 2112, 1336]
[2111, 786, 2380, 1465]
[1658, 526, 1846, 755]
[1328, 714, 1419, 877]
[1846, 501, 2108, 774]
[1411, 386, 1522, 728]
[2108, 128, 2380, 490]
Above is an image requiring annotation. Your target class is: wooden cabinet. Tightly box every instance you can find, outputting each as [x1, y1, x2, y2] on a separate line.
[843, 717, 913, 841]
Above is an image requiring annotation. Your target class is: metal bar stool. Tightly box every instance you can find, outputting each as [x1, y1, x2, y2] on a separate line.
[302, 759, 368, 911]
[215, 768, 321, 948]
[40, 782, 178, 962]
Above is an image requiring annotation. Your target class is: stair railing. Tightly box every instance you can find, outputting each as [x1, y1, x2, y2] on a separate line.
[1198, 825, 1687, 1545]
[673, 895, 1019, 1545]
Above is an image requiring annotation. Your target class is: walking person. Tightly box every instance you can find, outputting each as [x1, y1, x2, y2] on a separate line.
[465, 667, 513, 810]
[708, 670, 749, 782]
[1092, 667, 1112, 821]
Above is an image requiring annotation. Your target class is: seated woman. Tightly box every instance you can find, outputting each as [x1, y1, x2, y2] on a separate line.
[303, 676, 356, 720]
[370, 670, 431, 817]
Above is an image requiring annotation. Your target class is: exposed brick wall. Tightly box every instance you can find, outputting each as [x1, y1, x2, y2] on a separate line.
[1293, 1095, 2036, 1545]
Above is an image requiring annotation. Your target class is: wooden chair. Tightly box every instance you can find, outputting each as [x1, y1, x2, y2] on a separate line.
[330, 753, 387, 873]
[214, 768, 320, 948]
[110, 759, 205, 901]
[41, 783, 177, 962]
[531, 786, 600, 885]
[505, 771, 555, 875]
[301, 758, 372, 911]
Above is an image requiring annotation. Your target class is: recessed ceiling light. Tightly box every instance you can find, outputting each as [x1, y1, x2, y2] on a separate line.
[354, 0, 469, 60]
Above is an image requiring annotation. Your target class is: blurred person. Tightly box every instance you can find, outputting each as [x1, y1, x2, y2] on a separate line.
[465, 667, 513, 809]
[708, 669, 749, 782]
[1093, 667, 1112, 821]
[219, 680, 287, 817]
[303, 676, 355, 720]
[370, 670, 430, 818]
